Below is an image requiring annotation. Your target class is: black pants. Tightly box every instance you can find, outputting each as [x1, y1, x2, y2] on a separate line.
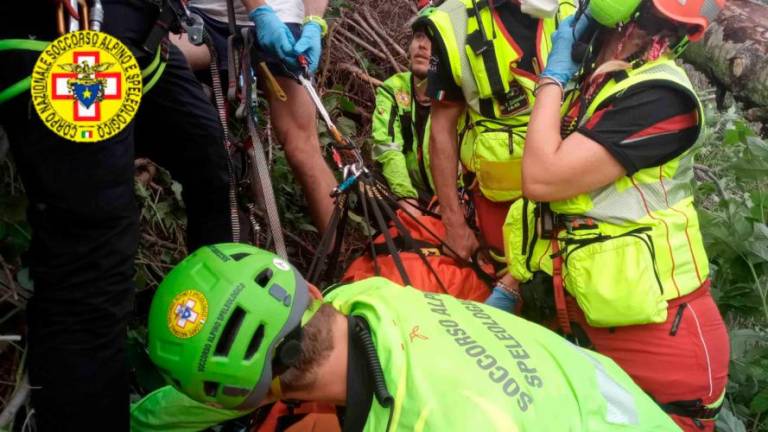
[0, 2, 232, 430]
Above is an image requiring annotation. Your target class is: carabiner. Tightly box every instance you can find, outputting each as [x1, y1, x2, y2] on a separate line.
[57, 0, 90, 35]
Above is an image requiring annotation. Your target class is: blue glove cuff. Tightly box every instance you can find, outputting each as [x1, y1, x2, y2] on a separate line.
[539, 70, 570, 88]
[302, 21, 323, 36]
[485, 286, 520, 313]
[249, 5, 275, 21]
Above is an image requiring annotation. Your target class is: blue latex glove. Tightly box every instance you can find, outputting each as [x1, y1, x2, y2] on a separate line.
[485, 286, 519, 313]
[293, 21, 323, 73]
[249, 6, 296, 64]
[540, 13, 594, 86]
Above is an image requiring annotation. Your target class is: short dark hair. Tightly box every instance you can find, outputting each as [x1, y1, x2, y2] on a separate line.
[279, 303, 337, 391]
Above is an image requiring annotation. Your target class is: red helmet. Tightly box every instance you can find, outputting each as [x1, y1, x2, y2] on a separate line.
[417, 0, 430, 9]
[652, 0, 726, 41]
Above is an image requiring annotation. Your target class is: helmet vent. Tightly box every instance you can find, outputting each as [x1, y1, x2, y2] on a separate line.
[245, 324, 266, 361]
[204, 381, 219, 398]
[215, 306, 246, 357]
[222, 386, 251, 397]
[229, 252, 251, 261]
[255, 269, 273, 287]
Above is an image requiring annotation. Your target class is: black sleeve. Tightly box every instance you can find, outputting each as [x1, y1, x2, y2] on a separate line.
[426, 33, 465, 102]
[576, 85, 700, 175]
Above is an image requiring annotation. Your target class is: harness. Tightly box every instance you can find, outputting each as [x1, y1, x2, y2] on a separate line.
[290, 62, 493, 290]
[658, 398, 722, 422]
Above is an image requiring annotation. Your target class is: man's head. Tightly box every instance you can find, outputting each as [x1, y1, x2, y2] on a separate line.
[409, 27, 432, 79]
[147, 244, 314, 409]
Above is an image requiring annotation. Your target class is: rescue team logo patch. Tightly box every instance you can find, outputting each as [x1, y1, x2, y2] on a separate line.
[168, 290, 209, 339]
[30, 30, 142, 143]
[395, 90, 411, 108]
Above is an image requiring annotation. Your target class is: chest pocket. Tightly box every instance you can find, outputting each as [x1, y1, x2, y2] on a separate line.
[461, 119, 526, 202]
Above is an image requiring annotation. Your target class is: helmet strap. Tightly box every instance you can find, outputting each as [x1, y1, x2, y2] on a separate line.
[301, 300, 324, 326]
[270, 376, 284, 400]
[670, 37, 689, 58]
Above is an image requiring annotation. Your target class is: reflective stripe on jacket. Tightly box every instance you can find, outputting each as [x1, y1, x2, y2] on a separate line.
[505, 56, 709, 328]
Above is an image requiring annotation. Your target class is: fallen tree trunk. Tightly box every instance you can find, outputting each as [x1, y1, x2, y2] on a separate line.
[682, 0, 768, 109]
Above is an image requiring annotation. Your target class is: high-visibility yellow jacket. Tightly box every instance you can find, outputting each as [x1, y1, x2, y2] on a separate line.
[418, 1, 574, 201]
[372, 72, 435, 200]
[504, 56, 709, 327]
[325, 278, 680, 431]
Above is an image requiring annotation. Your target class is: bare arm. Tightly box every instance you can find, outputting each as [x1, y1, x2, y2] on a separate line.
[241, 0, 266, 12]
[430, 100, 464, 225]
[303, 0, 328, 16]
[522, 83, 625, 202]
[243, 0, 328, 15]
[430, 100, 479, 260]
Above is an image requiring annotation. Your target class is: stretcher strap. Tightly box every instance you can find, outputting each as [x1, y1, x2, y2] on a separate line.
[551, 236, 572, 335]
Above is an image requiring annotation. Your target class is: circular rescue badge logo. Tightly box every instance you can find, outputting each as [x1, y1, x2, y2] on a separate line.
[395, 90, 411, 108]
[168, 290, 209, 339]
[30, 30, 142, 143]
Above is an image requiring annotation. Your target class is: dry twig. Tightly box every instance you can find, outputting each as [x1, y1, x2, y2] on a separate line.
[347, 12, 407, 72]
[338, 63, 384, 87]
[0, 373, 28, 429]
[361, 9, 408, 59]
[333, 27, 389, 63]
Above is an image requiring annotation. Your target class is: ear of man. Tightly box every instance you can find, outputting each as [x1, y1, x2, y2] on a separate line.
[279, 303, 339, 391]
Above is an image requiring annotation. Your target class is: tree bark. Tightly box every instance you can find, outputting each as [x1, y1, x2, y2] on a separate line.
[682, 0, 768, 108]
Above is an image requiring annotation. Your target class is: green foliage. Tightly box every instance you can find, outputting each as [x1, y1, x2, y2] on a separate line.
[270, 147, 317, 235]
[0, 162, 30, 263]
[696, 104, 768, 432]
[133, 163, 188, 293]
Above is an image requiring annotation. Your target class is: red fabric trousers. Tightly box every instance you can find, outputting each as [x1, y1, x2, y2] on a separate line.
[472, 193, 513, 253]
[569, 284, 729, 431]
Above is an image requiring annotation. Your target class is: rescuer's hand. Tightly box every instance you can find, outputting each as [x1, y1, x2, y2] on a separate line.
[249, 6, 297, 64]
[540, 13, 594, 86]
[442, 218, 479, 261]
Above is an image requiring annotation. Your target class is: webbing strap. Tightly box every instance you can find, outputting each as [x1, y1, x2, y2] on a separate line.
[203, 29, 242, 243]
[225, 0, 241, 104]
[371, 181, 449, 294]
[464, 0, 507, 100]
[551, 236, 572, 334]
[307, 194, 346, 283]
[141, 45, 164, 79]
[322, 192, 350, 284]
[377, 185, 495, 288]
[358, 183, 381, 278]
[365, 185, 412, 286]
[371, 237, 439, 256]
[240, 28, 287, 258]
[659, 399, 722, 420]
[142, 59, 166, 94]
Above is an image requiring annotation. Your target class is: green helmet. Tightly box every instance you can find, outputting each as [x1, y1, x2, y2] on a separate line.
[411, 6, 436, 33]
[148, 244, 310, 410]
[589, 0, 643, 27]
